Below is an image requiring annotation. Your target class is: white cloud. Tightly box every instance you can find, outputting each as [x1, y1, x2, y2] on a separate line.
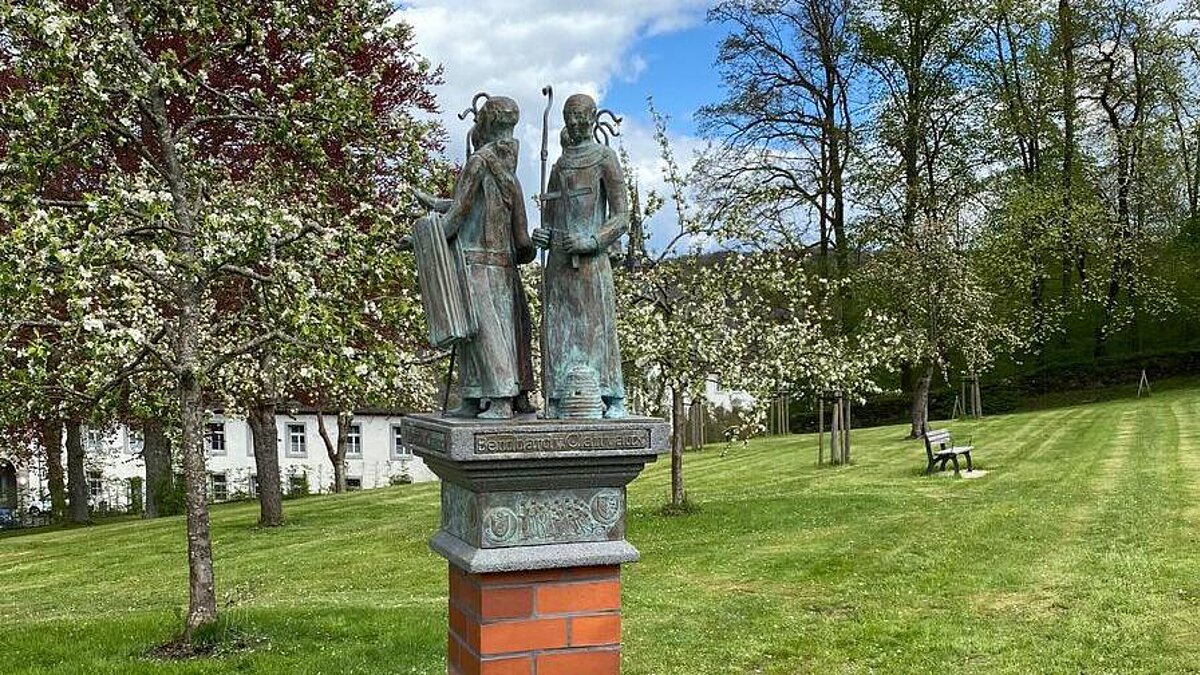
[611, 118, 709, 252]
[395, 0, 711, 248]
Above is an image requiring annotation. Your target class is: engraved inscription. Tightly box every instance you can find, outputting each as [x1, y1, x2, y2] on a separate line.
[474, 429, 650, 454]
[404, 424, 449, 456]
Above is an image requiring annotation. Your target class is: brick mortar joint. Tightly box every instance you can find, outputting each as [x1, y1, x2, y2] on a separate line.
[459, 609, 620, 627]
[472, 645, 622, 660]
[466, 574, 620, 590]
[534, 645, 622, 656]
[455, 633, 482, 661]
[465, 568, 621, 585]
[449, 595, 481, 623]
[533, 608, 622, 620]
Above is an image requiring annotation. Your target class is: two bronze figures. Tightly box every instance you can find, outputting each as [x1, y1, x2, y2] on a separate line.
[406, 90, 630, 421]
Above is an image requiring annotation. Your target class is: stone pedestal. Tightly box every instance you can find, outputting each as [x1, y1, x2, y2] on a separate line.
[403, 414, 669, 675]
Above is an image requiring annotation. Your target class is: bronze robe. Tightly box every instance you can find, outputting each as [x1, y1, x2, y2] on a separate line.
[544, 141, 629, 402]
[441, 139, 535, 400]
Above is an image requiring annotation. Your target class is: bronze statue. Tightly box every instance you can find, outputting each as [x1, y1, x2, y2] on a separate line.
[408, 96, 536, 419]
[533, 94, 630, 419]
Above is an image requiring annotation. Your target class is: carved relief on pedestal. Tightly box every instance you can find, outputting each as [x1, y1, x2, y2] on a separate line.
[481, 488, 625, 547]
[442, 482, 481, 545]
[442, 485, 626, 548]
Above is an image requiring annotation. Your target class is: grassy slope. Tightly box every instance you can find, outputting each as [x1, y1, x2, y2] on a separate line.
[2, 387, 1199, 674]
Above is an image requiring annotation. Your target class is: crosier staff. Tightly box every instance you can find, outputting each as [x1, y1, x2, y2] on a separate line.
[538, 85, 554, 416]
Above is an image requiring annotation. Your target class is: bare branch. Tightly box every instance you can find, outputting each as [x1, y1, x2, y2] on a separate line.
[207, 331, 282, 372]
[179, 114, 280, 137]
[123, 260, 184, 300]
[217, 264, 274, 283]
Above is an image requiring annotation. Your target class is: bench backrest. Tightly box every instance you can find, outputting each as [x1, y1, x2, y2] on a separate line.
[922, 428, 952, 458]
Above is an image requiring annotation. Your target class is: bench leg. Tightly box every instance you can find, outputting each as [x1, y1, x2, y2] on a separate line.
[964, 452, 973, 472]
[949, 455, 961, 477]
[925, 459, 936, 475]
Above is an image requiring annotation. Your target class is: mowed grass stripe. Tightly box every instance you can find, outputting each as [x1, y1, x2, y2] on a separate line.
[1053, 396, 1193, 673]
[1159, 395, 1200, 666]
[628, 404, 1118, 674]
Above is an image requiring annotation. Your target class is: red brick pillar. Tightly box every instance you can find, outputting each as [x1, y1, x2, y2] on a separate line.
[447, 564, 623, 675]
[404, 414, 668, 675]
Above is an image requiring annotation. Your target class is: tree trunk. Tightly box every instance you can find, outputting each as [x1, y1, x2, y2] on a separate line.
[247, 400, 284, 527]
[1190, 123, 1199, 222]
[1095, 139, 1131, 358]
[830, 395, 842, 465]
[670, 387, 686, 507]
[969, 372, 979, 415]
[817, 397, 824, 465]
[1059, 0, 1078, 296]
[843, 398, 851, 464]
[316, 410, 351, 494]
[336, 413, 352, 492]
[909, 366, 933, 439]
[42, 420, 67, 522]
[180, 368, 218, 638]
[65, 421, 88, 524]
[144, 68, 217, 640]
[143, 419, 174, 519]
[1031, 273, 1046, 360]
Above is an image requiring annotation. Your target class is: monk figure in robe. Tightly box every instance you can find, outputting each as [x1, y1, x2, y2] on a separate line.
[410, 96, 536, 419]
[532, 94, 630, 419]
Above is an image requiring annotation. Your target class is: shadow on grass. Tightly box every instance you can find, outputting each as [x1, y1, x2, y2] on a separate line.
[657, 498, 702, 517]
[0, 513, 142, 540]
[146, 617, 266, 662]
[1013, 374, 1200, 414]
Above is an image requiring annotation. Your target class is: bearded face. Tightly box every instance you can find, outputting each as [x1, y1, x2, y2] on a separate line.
[564, 103, 595, 145]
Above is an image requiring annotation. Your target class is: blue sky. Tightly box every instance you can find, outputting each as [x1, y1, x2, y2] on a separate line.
[603, 20, 727, 137]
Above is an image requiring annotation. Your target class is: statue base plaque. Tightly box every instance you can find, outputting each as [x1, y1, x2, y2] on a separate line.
[403, 413, 668, 675]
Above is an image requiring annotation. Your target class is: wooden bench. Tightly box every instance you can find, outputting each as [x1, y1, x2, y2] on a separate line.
[921, 426, 974, 476]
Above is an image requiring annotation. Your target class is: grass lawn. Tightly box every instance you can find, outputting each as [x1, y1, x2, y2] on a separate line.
[2, 384, 1199, 674]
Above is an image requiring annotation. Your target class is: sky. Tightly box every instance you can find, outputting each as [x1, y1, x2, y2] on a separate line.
[394, 0, 728, 250]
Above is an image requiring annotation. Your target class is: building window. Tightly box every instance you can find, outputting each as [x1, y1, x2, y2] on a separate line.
[127, 429, 144, 455]
[87, 471, 103, 501]
[210, 472, 228, 502]
[391, 425, 410, 460]
[287, 423, 306, 457]
[346, 425, 363, 458]
[346, 477, 363, 491]
[206, 422, 226, 456]
[86, 428, 104, 450]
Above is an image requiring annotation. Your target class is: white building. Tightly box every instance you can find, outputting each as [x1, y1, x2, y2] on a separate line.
[7, 410, 437, 515]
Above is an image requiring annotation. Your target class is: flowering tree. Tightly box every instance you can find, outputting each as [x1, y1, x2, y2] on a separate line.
[0, 1, 441, 641]
[618, 103, 883, 506]
[859, 216, 1020, 436]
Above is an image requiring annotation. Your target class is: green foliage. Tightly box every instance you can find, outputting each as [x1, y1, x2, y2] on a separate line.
[155, 478, 186, 518]
[283, 472, 309, 500]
